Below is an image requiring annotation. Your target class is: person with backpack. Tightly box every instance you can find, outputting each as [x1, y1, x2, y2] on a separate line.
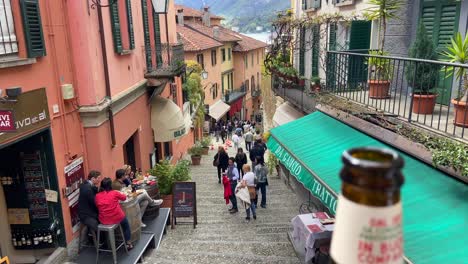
[254, 156, 268, 208]
[213, 146, 229, 184]
[249, 139, 265, 168]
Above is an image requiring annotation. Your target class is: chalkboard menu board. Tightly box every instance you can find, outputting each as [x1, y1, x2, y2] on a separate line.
[21, 151, 49, 220]
[172, 182, 197, 228]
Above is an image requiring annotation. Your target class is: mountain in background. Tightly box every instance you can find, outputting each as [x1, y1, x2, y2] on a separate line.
[175, 0, 289, 33]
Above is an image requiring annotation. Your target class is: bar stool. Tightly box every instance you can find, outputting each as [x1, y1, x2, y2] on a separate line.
[96, 224, 128, 264]
[78, 223, 97, 254]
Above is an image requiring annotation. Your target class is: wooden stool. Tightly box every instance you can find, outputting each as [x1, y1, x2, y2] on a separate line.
[78, 223, 97, 254]
[96, 224, 128, 264]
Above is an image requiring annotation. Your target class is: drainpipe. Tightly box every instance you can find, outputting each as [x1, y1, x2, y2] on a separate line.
[97, 5, 116, 147]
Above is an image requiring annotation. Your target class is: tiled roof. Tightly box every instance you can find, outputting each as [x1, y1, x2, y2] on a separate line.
[220, 28, 269, 52]
[185, 22, 241, 43]
[175, 5, 224, 20]
[177, 25, 223, 52]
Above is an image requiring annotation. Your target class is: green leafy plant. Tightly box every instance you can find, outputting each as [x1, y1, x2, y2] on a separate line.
[184, 60, 205, 127]
[311, 76, 321, 85]
[148, 160, 173, 195]
[266, 152, 279, 176]
[172, 160, 191, 182]
[368, 50, 393, 80]
[200, 136, 211, 148]
[406, 22, 440, 94]
[441, 32, 468, 101]
[188, 144, 204, 157]
[364, 0, 403, 50]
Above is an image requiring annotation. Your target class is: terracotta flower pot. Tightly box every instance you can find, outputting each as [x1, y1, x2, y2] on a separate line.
[452, 99, 468, 127]
[161, 194, 173, 208]
[368, 80, 391, 99]
[191, 155, 201, 165]
[202, 147, 209, 155]
[411, 93, 437, 114]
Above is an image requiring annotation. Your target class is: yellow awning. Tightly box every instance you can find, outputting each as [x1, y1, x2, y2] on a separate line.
[151, 97, 188, 142]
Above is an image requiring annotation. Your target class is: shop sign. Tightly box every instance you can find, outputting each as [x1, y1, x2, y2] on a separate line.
[0, 88, 50, 144]
[174, 127, 186, 138]
[7, 208, 30, 225]
[172, 182, 197, 229]
[0, 110, 15, 132]
[63, 157, 85, 199]
[270, 140, 338, 215]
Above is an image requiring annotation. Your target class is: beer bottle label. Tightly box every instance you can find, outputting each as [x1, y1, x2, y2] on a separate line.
[330, 195, 403, 264]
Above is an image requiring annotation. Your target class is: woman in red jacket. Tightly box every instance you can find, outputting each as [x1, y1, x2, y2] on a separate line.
[95, 177, 133, 249]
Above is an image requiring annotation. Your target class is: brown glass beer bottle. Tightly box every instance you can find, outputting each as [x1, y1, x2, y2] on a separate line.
[330, 147, 405, 264]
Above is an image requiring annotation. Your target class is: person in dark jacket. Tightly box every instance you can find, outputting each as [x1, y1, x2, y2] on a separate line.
[214, 146, 229, 183]
[249, 139, 266, 168]
[235, 148, 248, 178]
[220, 127, 227, 144]
[78, 170, 101, 233]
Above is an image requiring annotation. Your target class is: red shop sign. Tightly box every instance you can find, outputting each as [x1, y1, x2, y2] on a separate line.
[0, 110, 16, 132]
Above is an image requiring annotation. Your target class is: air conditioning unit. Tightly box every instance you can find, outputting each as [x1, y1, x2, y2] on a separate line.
[61, 84, 75, 100]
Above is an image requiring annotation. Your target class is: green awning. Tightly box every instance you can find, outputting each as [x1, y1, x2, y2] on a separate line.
[267, 111, 468, 264]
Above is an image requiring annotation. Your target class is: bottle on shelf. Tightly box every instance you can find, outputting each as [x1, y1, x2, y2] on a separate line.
[329, 147, 405, 264]
[21, 231, 26, 246]
[12, 232, 17, 247]
[33, 233, 39, 246]
[26, 234, 32, 246]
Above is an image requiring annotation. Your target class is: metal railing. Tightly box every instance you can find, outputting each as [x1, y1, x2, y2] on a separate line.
[148, 43, 185, 76]
[0, 0, 18, 58]
[325, 50, 468, 140]
[224, 85, 247, 103]
[272, 76, 316, 113]
[251, 85, 261, 97]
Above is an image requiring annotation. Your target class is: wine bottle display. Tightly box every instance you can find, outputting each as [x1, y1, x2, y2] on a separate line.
[330, 148, 405, 264]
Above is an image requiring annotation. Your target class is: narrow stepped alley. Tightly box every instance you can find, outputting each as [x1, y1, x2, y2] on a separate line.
[145, 139, 301, 264]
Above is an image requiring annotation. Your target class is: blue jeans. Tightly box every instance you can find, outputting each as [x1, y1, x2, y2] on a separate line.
[256, 182, 267, 207]
[120, 217, 131, 242]
[246, 200, 256, 218]
[230, 183, 238, 209]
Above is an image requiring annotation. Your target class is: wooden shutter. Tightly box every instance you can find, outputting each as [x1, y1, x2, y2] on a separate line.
[126, 0, 135, 50]
[328, 22, 337, 51]
[313, 0, 321, 9]
[311, 25, 320, 77]
[141, 0, 152, 70]
[153, 10, 163, 67]
[299, 27, 305, 76]
[20, 0, 46, 57]
[349, 20, 371, 50]
[109, 1, 123, 53]
[302, 0, 307, 10]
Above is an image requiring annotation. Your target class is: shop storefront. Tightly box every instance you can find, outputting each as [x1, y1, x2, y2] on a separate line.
[268, 111, 468, 263]
[0, 89, 65, 262]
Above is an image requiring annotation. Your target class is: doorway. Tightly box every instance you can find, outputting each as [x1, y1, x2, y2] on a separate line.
[123, 133, 136, 170]
[348, 21, 372, 89]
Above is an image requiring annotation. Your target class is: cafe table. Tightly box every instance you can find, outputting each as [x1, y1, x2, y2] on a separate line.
[291, 213, 334, 263]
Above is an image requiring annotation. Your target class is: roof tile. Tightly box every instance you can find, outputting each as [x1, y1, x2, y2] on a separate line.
[177, 25, 223, 52]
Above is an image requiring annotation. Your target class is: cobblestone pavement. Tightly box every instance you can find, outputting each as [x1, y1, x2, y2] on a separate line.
[144, 138, 301, 264]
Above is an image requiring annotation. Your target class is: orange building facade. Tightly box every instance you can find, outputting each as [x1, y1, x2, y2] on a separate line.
[0, 0, 196, 262]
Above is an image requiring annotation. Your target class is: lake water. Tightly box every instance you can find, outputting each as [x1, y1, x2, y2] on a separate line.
[243, 32, 273, 44]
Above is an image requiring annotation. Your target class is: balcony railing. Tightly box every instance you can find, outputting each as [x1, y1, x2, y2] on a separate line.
[251, 86, 261, 97]
[224, 86, 247, 104]
[325, 50, 468, 140]
[145, 43, 185, 79]
[272, 76, 316, 113]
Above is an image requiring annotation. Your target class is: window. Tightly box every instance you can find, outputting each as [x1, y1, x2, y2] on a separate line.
[245, 80, 249, 92]
[141, 0, 152, 70]
[109, 0, 135, 53]
[221, 48, 226, 62]
[211, 49, 217, 66]
[257, 51, 259, 64]
[227, 74, 231, 91]
[244, 54, 248, 68]
[197, 53, 204, 69]
[257, 72, 260, 87]
[18, 0, 46, 58]
[228, 48, 231, 60]
[251, 52, 254, 66]
[1, 0, 18, 56]
[212, 83, 218, 99]
[221, 75, 225, 94]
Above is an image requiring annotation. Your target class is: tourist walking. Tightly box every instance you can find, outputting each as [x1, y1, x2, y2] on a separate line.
[220, 127, 227, 144]
[232, 133, 240, 151]
[244, 130, 253, 152]
[249, 139, 266, 168]
[235, 148, 248, 178]
[254, 156, 268, 208]
[226, 157, 239, 213]
[214, 146, 229, 183]
[241, 164, 257, 220]
[214, 122, 221, 142]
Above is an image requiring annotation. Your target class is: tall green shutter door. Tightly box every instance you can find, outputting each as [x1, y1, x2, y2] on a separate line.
[311, 25, 320, 77]
[327, 23, 337, 90]
[20, 0, 46, 58]
[299, 27, 305, 76]
[109, 1, 123, 53]
[153, 11, 163, 67]
[126, 0, 135, 50]
[141, 0, 152, 70]
[421, 0, 460, 105]
[348, 21, 371, 89]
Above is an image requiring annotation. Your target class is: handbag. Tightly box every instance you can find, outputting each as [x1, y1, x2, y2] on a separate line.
[248, 186, 256, 200]
[213, 155, 220, 167]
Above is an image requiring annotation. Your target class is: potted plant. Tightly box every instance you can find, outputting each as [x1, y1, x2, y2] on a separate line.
[148, 160, 174, 208]
[200, 136, 211, 155]
[442, 32, 468, 127]
[365, 0, 402, 99]
[172, 160, 191, 182]
[188, 144, 204, 165]
[311, 76, 321, 92]
[266, 152, 280, 177]
[406, 22, 440, 114]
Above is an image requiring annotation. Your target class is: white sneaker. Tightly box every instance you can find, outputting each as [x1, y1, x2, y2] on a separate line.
[152, 199, 163, 206]
[141, 223, 146, 228]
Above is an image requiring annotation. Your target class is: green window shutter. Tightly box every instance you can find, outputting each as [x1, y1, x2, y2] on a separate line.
[313, 0, 321, 9]
[421, 1, 460, 52]
[299, 27, 305, 76]
[328, 22, 337, 51]
[153, 10, 163, 67]
[311, 25, 320, 77]
[109, 1, 123, 53]
[126, 0, 135, 50]
[349, 20, 371, 50]
[141, 0, 152, 70]
[302, 0, 307, 10]
[20, 0, 46, 58]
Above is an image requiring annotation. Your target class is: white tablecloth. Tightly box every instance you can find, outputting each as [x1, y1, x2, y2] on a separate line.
[291, 214, 334, 262]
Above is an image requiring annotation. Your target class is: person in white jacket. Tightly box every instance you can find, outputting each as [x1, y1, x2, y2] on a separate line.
[239, 164, 257, 220]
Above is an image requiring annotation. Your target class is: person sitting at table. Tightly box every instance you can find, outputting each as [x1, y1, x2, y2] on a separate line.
[121, 164, 135, 187]
[78, 170, 101, 242]
[95, 177, 133, 250]
[112, 169, 162, 228]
